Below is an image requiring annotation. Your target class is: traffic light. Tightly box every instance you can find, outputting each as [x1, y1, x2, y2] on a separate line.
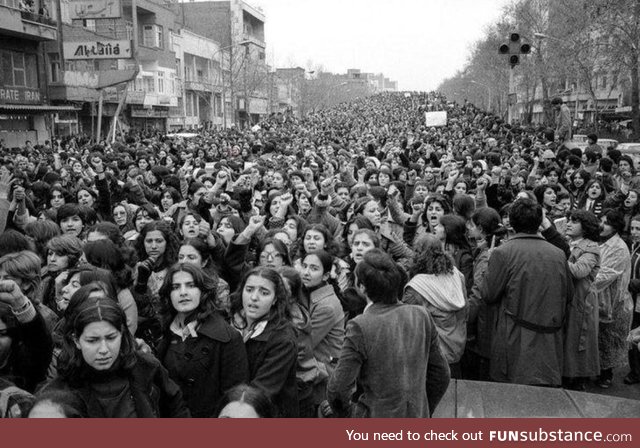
[498, 33, 531, 67]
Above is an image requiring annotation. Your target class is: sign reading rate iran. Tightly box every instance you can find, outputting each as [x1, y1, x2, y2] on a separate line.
[64, 40, 132, 60]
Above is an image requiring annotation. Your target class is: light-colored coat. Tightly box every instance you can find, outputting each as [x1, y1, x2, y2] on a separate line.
[563, 238, 601, 377]
[594, 234, 634, 370]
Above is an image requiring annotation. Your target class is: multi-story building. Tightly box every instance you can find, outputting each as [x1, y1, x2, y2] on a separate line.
[46, 0, 179, 136]
[268, 67, 304, 118]
[0, 0, 68, 147]
[169, 28, 224, 131]
[177, 0, 268, 128]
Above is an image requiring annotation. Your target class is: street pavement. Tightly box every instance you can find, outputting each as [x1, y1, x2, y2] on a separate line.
[583, 363, 640, 401]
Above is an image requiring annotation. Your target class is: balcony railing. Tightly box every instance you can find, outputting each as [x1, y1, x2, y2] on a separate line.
[20, 10, 56, 27]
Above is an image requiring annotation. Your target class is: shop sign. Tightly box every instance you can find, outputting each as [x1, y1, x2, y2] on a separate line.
[64, 40, 132, 60]
[0, 87, 42, 105]
[69, 0, 122, 20]
[131, 107, 168, 118]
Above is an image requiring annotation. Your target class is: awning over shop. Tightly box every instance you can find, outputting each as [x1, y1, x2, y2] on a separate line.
[0, 104, 80, 112]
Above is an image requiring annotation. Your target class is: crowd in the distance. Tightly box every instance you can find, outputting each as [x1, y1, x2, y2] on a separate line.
[0, 91, 639, 418]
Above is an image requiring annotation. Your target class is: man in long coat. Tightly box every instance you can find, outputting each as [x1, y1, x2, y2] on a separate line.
[481, 198, 573, 386]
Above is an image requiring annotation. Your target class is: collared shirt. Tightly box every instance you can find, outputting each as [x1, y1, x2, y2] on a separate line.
[170, 316, 199, 341]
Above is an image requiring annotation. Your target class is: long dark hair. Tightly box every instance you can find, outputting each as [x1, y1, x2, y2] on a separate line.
[440, 214, 471, 249]
[158, 263, 219, 329]
[229, 267, 291, 330]
[135, 220, 180, 269]
[58, 283, 136, 386]
[297, 224, 341, 259]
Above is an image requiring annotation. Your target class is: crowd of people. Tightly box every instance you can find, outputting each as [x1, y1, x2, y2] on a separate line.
[0, 91, 639, 418]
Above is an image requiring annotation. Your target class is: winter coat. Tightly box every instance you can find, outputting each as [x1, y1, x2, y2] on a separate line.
[480, 233, 573, 386]
[594, 234, 634, 370]
[244, 318, 299, 417]
[327, 302, 450, 418]
[466, 247, 496, 359]
[302, 283, 345, 405]
[43, 352, 190, 418]
[404, 269, 467, 364]
[158, 313, 250, 417]
[563, 238, 601, 377]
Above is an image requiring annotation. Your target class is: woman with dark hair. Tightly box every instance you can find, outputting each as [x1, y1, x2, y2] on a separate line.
[216, 215, 246, 246]
[352, 197, 413, 269]
[28, 389, 87, 418]
[42, 283, 189, 417]
[156, 263, 248, 417]
[297, 250, 344, 410]
[85, 221, 127, 248]
[217, 383, 276, 418]
[177, 211, 208, 241]
[328, 249, 450, 418]
[435, 214, 474, 293]
[83, 241, 139, 335]
[128, 204, 161, 243]
[568, 169, 591, 209]
[463, 207, 506, 381]
[56, 203, 87, 238]
[159, 187, 181, 218]
[40, 234, 83, 315]
[295, 224, 349, 293]
[343, 215, 375, 252]
[593, 209, 634, 388]
[179, 238, 230, 314]
[563, 209, 601, 391]
[229, 267, 298, 417]
[134, 220, 180, 298]
[403, 193, 452, 245]
[576, 179, 606, 217]
[46, 186, 69, 220]
[404, 234, 467, 378]
[533, 184, 560, 219]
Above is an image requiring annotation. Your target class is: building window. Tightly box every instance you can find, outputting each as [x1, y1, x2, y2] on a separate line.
[600, 74, 607, 89]
[143, 76, 155, 93]
[143, 25, 156, 47]
[157, 72, 164, 93]
[83, 19, 96, 31]
[0, 51, 38, 88]
[156, 25, 164, 49]
[49, 53, 60, 83]
[259, 52, 265, 60]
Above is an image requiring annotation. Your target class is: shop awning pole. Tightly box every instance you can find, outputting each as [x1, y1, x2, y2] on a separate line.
[110, 85, 129, 143]
[96, 89, 104, 143]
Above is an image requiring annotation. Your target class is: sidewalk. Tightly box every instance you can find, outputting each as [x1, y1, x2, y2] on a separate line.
[583, 363, 640, 402]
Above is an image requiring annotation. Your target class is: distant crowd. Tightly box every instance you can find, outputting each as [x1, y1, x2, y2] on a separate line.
[0, 91, 639, 418]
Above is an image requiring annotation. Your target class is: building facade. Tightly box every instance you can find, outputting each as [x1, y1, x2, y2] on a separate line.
[0, 0, 69, 147]
[169, 28, 224, 131]
[45, 0, 180, 137]
[178, 0, 268, 127]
